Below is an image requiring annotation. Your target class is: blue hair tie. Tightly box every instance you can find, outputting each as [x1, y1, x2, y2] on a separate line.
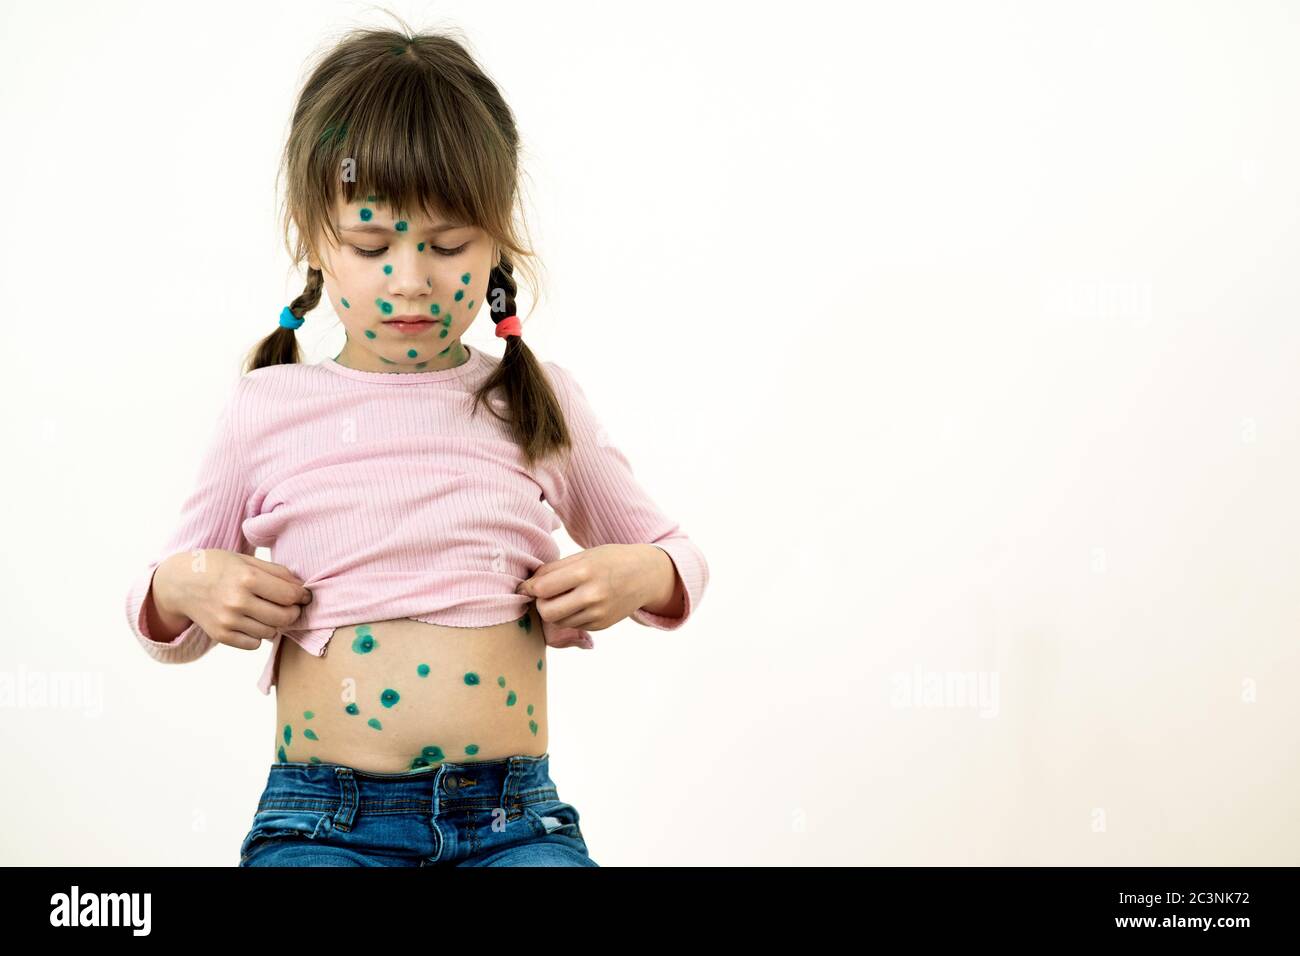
[279, 306, 304, 330]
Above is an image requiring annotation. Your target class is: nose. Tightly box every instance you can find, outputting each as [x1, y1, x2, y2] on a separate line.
[384, 244, 432, 298]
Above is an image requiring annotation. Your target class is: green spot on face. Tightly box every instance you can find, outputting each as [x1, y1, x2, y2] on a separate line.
[381, 688, 400, 708]
[467, 300, 474, 310]
[381, 356, 396, 363]
[304, 728, 319, 741]
[368, 718, 383, 731]
[277, 745, 287, 762]
[282, 724, 292, 745]
[304, 710, 314, 720]
[341, 297, 350, 308]
[505, 690, 517, 707]
[421, 745, 444, 761]
[364, 329, 376, 339]
[464, 672, 480, 685]
[430, 303, 440, 316]
[345, 702, 359, 715]
[383, 264, 393, 275]
[439, 346, 451, 355]
[376, 297, 393, 315]
[465, 744, 479, 755]
[395, 220, 408, 231]
[417, 663, 430, 677]
[417, 242, 425, 252]
[439, 328, 448, 338]
[454, 290, 464, 302]
[360, 207, 372, 221]
[416, 361, 428, 368]
[529, 720, 538, 736]
[460, 272, 471, 284]
[407, 348, 418, 358]
[527, 704, 534, 715]
[497, 675, 506, 688]
[352, 632, 376, 654]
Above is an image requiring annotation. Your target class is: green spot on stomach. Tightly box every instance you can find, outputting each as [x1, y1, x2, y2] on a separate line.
[421, 745, 444, 761]
[282, 724, 291, 745]
[345, 702, 359, 715]
[465, 744, 479, 755]
[527, 704, 534, 715]
[303, 710, 314, 720]
[381, 688, 400, 708]
[277, 745, 287, 762]
[505, 690, 517, 707]
[528, 720, 538, 735]
[417, 663, 430, 676]
[352, 632, 376, 654]
[304, 728, 319, 741]
[463, 672, 480, 685]
[309, 756, 321, 764]
[368, 718, 383, 731]
[497, 675, 506, 687]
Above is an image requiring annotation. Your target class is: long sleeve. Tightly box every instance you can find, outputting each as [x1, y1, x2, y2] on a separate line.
[123, 377, 255, 663]
[544, 361, 709, 630]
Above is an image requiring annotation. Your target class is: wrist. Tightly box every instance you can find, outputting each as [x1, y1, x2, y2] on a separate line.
[636, 545, 680, 615]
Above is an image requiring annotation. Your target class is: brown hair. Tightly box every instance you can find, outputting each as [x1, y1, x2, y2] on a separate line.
[244, 14, 571, 469]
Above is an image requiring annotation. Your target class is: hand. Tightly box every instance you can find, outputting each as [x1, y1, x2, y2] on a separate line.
[155, 549, 313, 651]
[515, 544, 659, 634]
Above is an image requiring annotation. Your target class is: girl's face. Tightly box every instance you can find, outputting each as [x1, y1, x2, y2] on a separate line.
[311, 195, 497, 372]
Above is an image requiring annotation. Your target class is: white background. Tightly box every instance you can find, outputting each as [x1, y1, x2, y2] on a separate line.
[1, 0, 1297, 865]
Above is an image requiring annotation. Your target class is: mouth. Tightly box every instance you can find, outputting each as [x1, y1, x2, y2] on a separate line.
[384, 317, 437, 334]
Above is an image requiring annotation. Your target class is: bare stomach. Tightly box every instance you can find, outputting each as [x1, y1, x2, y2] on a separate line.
[273, 603, 548, 774]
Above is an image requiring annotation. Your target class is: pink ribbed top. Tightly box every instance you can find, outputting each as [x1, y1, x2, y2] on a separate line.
[123, 345, 708, 694]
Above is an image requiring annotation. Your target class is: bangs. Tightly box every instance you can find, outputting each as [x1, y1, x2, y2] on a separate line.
[294, 60, 514, 255]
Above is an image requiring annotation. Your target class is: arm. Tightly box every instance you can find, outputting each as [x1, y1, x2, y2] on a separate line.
[124, 378, 256, 663]
[544, 362, 709, 631]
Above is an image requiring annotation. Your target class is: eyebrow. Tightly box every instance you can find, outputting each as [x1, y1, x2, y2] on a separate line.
[335, 221, 467, 235]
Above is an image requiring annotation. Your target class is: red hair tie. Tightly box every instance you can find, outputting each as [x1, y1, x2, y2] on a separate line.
[494, 315, 522, 338]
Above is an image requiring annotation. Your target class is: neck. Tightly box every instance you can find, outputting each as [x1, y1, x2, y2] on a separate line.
[334, 338, 471, 373]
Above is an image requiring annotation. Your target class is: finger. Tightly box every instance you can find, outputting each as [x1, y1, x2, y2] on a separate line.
[522, 562, 584, 599]
[242, 592, 308, 631]
[222, 618, 276, 650]
[249, 566, 313, 607]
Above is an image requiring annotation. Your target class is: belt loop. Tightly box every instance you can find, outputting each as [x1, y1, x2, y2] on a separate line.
[333, 766, 359, 831]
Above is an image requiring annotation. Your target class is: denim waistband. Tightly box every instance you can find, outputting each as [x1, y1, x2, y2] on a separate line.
[254, 753, 557, 822]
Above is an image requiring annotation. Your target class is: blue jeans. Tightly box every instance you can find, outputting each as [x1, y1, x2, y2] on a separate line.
[238, 752, 598, 867]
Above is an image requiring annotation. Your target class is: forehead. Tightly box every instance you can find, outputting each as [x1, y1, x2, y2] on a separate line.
[334, 195, 469, 233]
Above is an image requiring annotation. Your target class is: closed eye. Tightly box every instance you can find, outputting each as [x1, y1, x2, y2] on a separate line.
[353, 243, 468, 258]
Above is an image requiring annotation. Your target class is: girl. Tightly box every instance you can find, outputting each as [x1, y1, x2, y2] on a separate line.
[123, 24, 708, 867]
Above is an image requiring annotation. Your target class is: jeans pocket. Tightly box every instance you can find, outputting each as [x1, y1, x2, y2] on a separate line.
[524, 799, 585, 842]
[238, 808, 333, 866]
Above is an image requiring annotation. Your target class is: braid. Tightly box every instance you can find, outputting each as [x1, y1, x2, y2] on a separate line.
[489, 255, 520, 352]
[287, 266, 325, 324]
[244, 266, 323, 373]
